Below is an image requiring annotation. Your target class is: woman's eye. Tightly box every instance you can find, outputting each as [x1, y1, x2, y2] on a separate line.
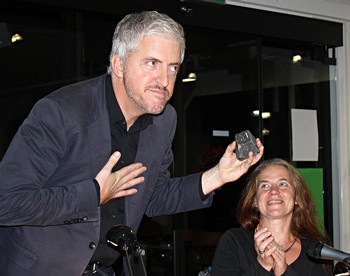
[279, 182, 288, 188]
[260, 183, 270, 189]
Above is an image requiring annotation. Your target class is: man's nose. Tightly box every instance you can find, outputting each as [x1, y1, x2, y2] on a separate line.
[155, 67, 169, 88]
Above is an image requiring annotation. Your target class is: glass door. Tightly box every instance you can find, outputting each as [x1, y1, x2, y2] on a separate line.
[170, 33, 334, 275]
[260, 39, 333, 237]
[172, 28, 260, 275]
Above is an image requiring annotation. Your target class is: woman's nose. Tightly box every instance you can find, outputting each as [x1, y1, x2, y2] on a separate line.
[269, 186, 280, 194]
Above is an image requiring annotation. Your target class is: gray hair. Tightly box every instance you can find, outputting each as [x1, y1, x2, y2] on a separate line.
[107, 11, 186, 74]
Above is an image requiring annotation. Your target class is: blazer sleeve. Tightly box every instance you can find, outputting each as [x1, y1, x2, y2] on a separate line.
[144, 106, 213, 217]
[0, 97, 99, 226]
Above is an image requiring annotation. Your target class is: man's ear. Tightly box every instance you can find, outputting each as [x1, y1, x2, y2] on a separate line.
[111, 55, 124, 78]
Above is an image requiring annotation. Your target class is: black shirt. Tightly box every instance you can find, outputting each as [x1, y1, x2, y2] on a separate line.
[212, 227, 332, 276]
[90, 74, 152, 266]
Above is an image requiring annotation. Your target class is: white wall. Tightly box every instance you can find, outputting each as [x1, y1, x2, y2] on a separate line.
[226, 0, 350, 252]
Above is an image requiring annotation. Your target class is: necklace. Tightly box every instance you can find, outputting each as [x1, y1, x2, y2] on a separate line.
[282, 238, 297, 253]
[271, 238, 297, 253]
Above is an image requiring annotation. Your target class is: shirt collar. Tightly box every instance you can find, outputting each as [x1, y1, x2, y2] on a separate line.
[105, 74, 153, 130]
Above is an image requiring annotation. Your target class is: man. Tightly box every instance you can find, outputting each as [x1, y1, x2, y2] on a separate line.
[0, 11, 263, 275]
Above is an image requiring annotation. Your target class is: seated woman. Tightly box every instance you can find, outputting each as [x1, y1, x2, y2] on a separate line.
[211, 158, 332, 275]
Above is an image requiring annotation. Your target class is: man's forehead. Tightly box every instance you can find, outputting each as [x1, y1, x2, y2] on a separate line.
[135, 36, 181, 59]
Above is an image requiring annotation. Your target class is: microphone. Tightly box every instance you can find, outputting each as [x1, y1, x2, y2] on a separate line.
[106, 224, 148, 276]
[307, 241, 350, 266]
[106, 224, 137, 254]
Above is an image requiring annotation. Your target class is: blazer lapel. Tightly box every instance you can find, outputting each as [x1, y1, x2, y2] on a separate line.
[87, 76, 111, 177]
[125, 123, 159, 227]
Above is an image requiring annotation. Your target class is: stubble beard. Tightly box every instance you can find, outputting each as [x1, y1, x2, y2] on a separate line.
[123, 76, 169, 115]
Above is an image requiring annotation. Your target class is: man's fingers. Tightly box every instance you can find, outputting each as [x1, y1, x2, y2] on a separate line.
[100, 184, 140, 204]
[103, 151, 121, 171]
[110, 177, 144, 200]
[99, 159, 147, 204]
[118, 176, 145, 190]
[116, 163, 147, 182]
[114, 188, 138, 198]
[108, 164, 147, 197]
[227, 141, 236, 154]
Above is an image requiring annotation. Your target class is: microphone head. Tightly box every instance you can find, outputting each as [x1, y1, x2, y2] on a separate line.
[307, 240, 324, 259]
[106, 224, 137, 253]
[334, 261, 350, 275]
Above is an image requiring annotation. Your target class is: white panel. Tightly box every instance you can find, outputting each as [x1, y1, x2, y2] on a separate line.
[212, 130, 230, 137]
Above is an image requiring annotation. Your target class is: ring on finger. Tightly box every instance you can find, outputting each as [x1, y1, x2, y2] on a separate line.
[258, 249, 265, 254]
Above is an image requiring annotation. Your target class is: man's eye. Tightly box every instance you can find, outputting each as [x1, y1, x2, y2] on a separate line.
[170, 65, 179, 73]
[147, 60, 156, 66]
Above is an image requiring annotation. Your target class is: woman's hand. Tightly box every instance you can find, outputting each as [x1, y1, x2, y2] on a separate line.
[271, 247, 288, 276]
[254, 227, 288, 275]
[254, 227, 275, 271]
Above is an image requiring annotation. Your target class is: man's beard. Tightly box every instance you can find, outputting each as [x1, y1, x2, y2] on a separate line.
[123, 76, 170, 115]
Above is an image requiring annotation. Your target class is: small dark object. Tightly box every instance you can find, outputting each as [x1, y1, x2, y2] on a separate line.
[235, 130, 260, 161]
[106, 225, 147, 276]
[334, 261, 350, 275]
[106, 224, 137, 254]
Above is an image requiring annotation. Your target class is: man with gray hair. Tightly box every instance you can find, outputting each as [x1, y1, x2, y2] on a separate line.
[0, 11, 263, 275]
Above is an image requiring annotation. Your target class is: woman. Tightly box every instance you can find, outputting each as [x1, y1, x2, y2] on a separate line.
[212, 158, 332, 275]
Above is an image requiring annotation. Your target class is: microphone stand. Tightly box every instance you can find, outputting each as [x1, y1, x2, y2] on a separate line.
[134, 241, 147, 274]
[106, 224, 148, 276]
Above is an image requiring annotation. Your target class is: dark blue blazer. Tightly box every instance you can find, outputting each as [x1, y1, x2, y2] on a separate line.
[0, 74, 212, 275]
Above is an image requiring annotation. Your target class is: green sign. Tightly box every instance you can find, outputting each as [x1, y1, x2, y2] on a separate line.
[297, 168, 324, 226]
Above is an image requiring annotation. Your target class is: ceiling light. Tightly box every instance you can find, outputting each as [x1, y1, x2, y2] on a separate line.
[182, 72, 196, 82]
[252, 110, 259, 117]
[11, 33, 23, 43]
[262, 112, 271, 119]
[251, 110, 271, 119]
[292, 54, 302, 63]
[263, 128, 270, 135]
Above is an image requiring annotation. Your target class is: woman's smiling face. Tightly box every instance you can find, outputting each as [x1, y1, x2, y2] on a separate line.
[254, 165, 297, 220]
